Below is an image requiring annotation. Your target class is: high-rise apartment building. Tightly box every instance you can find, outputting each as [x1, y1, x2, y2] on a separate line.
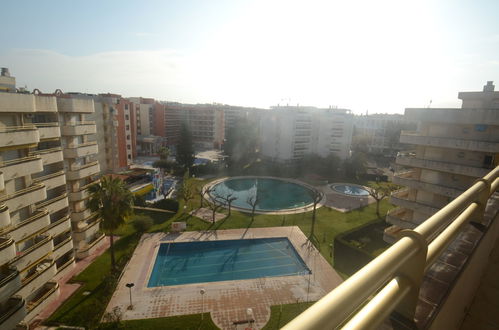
[353, 113, 417, 156]
[0, 69, 102, 328]
[385, 81, 499, 242]
[128, 97, 165, 155]
[259, 106, 354, 163]
[91, 94, 137, 173]
[163, 103, 225, 150]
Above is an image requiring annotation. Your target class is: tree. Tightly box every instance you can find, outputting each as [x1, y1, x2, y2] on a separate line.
[214, 191, 237, 217]
[366, 183, 396, 218]
[344, 151, 367, 179]
[88, 176, 134, 271]
[158, 146, 170, 160]
[196, 186, 205, 208]
[246, 193, 260, 221]
[177, 123, 195, 169]
[178, 170, 194, 211]
[224, 119, 259, 169]
[206, 196, 223, 223]
[308, 189, 323, 242]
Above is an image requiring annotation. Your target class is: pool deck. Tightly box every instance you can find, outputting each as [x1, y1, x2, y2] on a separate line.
[105, 227, 342, 329]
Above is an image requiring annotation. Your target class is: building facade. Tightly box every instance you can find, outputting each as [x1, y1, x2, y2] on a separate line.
[353, 113, 417, 156]
[0, 69, 103, 328]
[259, 106, 354, 163]
[385, 81, 499, 242]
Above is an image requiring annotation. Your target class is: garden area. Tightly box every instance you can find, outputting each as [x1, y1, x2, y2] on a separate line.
[44, 176, 395, 329]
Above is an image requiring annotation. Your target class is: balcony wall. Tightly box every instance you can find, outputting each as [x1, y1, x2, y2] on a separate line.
[53, 255, 75, 281]
[30, 147, 64, 166]
[34, 123, 61, 140]
[0, 266, 21, 303]
[0, 93, 57, 112]
[76, 233, 105, 259]
[25, 281, 59, 323]
[0, 126, 39, 149]
[63, 142, 98, 159]
[69, 187, 89, 202]
[17, 260, 56, 299]
[385, 207, 421, 229]
[36, 194, 68, 214]
[405, 107, 499, 125]
[0, 236, 16, 266]
[400, 131, 499, 153]
[0, 204, 10, 230]
[396, 154, 490, 178]
[52, 237, 73, 261]
[66, 162, 100, 180]
[0, 171, 4, 191]
[0, 183, 46, 213]
[56, 97, 94, 113]
[46, 215, 71, 238]
[8, 210, 50, 243]
[61, 122, 97, 136]
[12, 235, 53, 272]
[70, 209, 93, 222]
[32, 171, 66, 190]
[392, 171, 464, 198]
[73, 217, 100, 242]
[0, 296, 26, 330]
[390, 189, 440, 216]
[0, 156, 43, 181]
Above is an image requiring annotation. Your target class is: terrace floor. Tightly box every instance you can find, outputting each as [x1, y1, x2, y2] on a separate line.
[105, 227, 342, 329]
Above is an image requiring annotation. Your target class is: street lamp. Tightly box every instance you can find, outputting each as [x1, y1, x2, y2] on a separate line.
[126, 283, 134, 310]
[200, 289, 206, 320]
[247, 308, 254, 329]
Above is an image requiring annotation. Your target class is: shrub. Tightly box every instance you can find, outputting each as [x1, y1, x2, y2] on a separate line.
[152, 198, 179, 212]
[132, 215, 153, 233]
[133, 194, 147, 207]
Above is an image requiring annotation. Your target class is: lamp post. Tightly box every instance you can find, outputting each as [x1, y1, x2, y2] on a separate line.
[126, 283, 134, 310]
[200, 289, 206, 320]
[247, 308, 254, 329]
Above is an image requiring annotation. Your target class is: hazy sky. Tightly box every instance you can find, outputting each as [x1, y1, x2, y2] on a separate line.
[1, 0, 498, 114]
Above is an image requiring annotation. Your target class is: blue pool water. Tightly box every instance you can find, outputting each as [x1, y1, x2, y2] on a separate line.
[331, 184, 369, 196]
[209, 178, 315, 211]
[147, 238, 310, 287]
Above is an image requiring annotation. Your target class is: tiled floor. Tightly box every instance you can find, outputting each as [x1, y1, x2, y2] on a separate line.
[105, 227, 342, 329]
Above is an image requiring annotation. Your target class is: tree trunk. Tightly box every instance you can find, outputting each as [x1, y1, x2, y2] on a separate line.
[109, 232, 116, 271]
[228, 203, 231, 216]
[376, 200, 380, 218]
[200, 194, 204, 208]
[212, 209, 216, 223]
[310, 203, 317, 239]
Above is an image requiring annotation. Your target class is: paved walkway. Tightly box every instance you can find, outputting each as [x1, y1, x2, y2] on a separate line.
[105, 227, 343, 329]
[32, 236, 115, 328]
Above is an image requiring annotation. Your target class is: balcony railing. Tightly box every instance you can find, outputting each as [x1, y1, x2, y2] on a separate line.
[0, 236, 16, 266]
[400, 130, 499, 153]
[0, 126, 39, 149]
[66, 161, 100, 180]
[61, 121, 97, 136]
[29, 147, 64, 165]
[34, 122, 61, 140]
[392, 170, 464, 198]
[0, 183, 46, 212]
[0, 155, 43, 181]
[32, 170, 66, 190]
[63, 141, 98, 158]
[8, 209, 50, 242]
[283, 165, 499, 330]
[0, 296, 26, 330]
[396, 154, 490, 178]
[36, 193, 69, 214]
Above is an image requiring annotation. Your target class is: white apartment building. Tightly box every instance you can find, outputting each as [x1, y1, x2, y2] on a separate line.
[0, 69, 102, 328]
[353, 113, 417, 155]
[260, 106, 354, 163]
[385, 81, 499, 242]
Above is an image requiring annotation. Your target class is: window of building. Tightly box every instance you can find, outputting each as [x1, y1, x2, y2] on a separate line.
[127, 135, 130, 140]
[128, 155, 131, 159]
[457, 151, 465, 159]
[125, 104, 129, 110]
[126, 125, 130, 130]
[125, 114, 129, 120]
[127, 145, 131, 150]
[475, 124, 487, 132]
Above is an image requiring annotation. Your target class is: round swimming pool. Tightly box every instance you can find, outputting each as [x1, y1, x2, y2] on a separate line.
[331, 184, 369, 196]
[207, 177, 317, 212]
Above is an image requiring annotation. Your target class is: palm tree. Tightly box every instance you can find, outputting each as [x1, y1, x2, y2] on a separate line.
[88, 176, 134, 271]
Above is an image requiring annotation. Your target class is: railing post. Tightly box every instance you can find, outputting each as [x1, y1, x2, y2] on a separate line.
[393, 229, 428, 321]
[472, 178, 491, 224]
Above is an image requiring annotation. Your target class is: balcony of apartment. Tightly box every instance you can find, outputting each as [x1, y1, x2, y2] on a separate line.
[63, 141, 98, 159]
[393, 170, 464, 198]
[0, 93, 57, 113]
[0, 183, 46, 213]
[0, 171, 4, 191]
[400, 130, 499, 153]
[0, 125, 39, 149]
[11, 234, 53, 272]
[7, 209, 50, 242]
[52, 233, 73, 261]
[396, 153, 490, 178]
[385, 207, 421, 230]
[0, 265, 21, 303]
[70, 208, 95, 222]
[69, 185, 90, 202]
[34, 122, 60, 140]
[0, 296, 26, 330]
[60, 121, 97, 136]
[0, 236, 16, 266]
[24, 281, 59, 323]
[29, 147, 63, 166]
[46, 214, 71, 238]
[35, 193, 68, 214]
[56, 97, 94, 113]
[73, 214, 100, 242]
[17, 259, 56, 299]
[0, 204, 10, 230]
[390, 189, 441, 216]
[405, 107, 499, 125]
[0, 155, 43, 181]
[54, 251, 75, 281]
[75, 232, 105, 259]
[32, 171, 66, 191]
[66, 161, 100, 181]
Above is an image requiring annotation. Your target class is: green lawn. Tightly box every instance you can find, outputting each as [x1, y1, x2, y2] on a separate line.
[262, 302, 315, 330]
[115, 314, 218, 330]
[46, 178, 395, 329]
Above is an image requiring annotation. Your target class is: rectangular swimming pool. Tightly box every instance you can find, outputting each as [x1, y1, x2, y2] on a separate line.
[147, 237, 310, 287]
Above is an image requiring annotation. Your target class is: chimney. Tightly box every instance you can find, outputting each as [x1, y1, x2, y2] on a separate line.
[483, 81, 495, 92]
